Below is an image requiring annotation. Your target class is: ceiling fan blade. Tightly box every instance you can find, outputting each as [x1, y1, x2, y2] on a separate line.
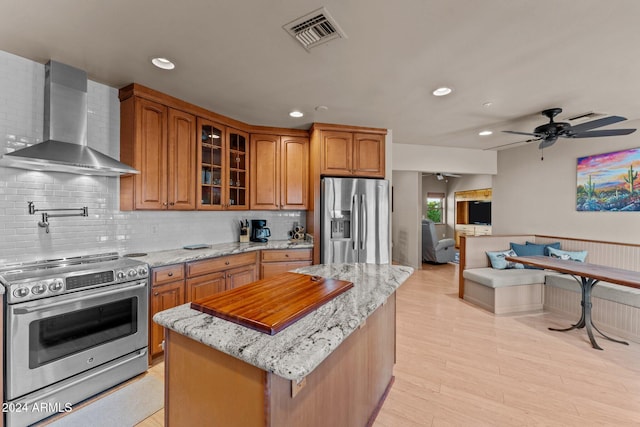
[569, 115, 627, 133]
[571, 128, 636, 138]
[486, 137, 541, 150]
[502, 130, 539, 137]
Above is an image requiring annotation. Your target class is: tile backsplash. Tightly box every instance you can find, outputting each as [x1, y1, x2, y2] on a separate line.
[0, 50, 304, 264]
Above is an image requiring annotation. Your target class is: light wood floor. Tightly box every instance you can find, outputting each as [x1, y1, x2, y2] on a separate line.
[138, 263, 640, 426]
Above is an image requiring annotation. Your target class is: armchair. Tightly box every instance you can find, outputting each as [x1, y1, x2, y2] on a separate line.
[421, 219, 456, 264]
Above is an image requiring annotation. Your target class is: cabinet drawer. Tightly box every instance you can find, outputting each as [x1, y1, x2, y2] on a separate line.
[261, 249, 313, 263]
[261, 261, 313, 280]
[152, 264, 185, 286]
[187, 252, 258, 277]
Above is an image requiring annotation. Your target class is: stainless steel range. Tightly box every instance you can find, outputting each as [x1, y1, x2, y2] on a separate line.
[0, 253, 149, 427]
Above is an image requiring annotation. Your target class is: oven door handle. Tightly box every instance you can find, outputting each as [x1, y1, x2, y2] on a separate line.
[12, 281, 147, 315]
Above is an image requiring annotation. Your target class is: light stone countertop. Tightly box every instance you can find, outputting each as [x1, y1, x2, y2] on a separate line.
[128, 240, 313, 267]
[153, 263, 414, 381]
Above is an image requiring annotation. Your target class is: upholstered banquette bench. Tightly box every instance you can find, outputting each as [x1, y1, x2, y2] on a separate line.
[459, 234, 640, 343]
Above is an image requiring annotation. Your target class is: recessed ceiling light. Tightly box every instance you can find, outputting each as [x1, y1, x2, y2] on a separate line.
[289, 110, 304, 118]
[315, 105, 329, 111]
[482, 101, 493, 107]
[151, 57, 175, 70]
[479, 130, 493, 136]
[432, 87, 452, 97]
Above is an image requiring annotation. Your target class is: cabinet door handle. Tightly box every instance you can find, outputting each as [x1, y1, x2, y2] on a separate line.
[227, 273, 231, 278]
[285, 254, 289, 257]
[168, 272, 173, 277]
[225, 261, 230, 265]
[153, 292, 159, 296]
[169, 202, 175, 206]
[162, 202, 168, 206]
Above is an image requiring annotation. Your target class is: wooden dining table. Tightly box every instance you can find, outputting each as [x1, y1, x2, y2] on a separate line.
[505, 255, 640, 350]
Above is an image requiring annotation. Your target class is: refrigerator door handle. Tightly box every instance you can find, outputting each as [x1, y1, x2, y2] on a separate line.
[360, 194, 367, 250]
[352, 194, 358, 251]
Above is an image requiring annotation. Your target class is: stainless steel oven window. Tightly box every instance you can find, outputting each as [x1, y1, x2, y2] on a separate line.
[28, 297, 138, 368]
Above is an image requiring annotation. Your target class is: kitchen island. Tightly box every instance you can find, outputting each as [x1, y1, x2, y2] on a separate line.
[153, 263, 413, 426]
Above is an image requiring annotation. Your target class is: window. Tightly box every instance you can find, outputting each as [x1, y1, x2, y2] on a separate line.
[426, 192, 445, 224]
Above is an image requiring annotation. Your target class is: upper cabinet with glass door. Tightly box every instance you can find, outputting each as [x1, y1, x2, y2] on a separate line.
[197, 118, 249, 210]
[227, 128, 249, 209]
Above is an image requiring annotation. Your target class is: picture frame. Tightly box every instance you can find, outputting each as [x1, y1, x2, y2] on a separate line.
[576, 147, 640, 211]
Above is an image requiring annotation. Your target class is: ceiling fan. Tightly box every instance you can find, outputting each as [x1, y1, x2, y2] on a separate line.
[424, 172, 461, 181]
[501, 108, 636, 150]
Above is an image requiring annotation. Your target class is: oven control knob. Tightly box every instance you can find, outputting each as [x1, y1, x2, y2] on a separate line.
[31, 283, 47, 295]
[13, 287, 29, 298]
[138, 267, 148, 277]
[49, 280, 64, 292]
[128, 269, 138, 278]
[117, 271, 126, 280]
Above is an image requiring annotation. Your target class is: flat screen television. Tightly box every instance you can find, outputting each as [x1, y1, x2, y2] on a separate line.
[468, 201, 491, 225]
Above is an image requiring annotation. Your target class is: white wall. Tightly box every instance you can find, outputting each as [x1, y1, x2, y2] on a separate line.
[392, 143, 497, 174]
[493, 136, 640, 244]
[391, 171, 422, 268]
[0, 51, 304, 263]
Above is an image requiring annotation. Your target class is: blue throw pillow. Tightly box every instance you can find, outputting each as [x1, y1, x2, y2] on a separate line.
[510, 242, 544, 269]
[548, 247, 588, 262]
[526, 241, 561, 255]
[486, 249, 524, 270]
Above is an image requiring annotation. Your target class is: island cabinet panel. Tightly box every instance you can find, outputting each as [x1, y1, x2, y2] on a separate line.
[250, 134, 309, 210]
[260, 249, 313, 279]
[164, 293, 396, 427]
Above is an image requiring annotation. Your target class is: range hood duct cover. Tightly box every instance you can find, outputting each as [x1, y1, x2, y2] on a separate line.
[0, 60, 138, 176]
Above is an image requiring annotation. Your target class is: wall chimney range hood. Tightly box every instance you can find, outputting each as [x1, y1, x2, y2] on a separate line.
[0, 60, 138, 176]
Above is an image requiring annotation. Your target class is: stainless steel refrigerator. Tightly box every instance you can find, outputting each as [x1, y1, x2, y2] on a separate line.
[321, 177, 390, 264]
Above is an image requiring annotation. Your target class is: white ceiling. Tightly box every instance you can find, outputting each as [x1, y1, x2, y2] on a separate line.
[2, 0, 640, 151]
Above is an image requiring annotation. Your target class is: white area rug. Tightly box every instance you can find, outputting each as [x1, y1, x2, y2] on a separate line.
[46, 375, 163, 427]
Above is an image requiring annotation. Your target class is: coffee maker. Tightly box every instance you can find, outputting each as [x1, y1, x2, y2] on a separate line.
[250, 219, 271, 242]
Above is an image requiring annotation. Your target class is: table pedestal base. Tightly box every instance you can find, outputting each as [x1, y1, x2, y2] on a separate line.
[548, 276, 629, 350]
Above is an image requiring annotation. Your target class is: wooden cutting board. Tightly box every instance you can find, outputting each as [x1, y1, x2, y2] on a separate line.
[190, 272, 354, 335]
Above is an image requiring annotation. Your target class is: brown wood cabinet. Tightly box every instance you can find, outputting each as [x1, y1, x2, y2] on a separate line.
[120, 96, 196, 210]
[250, 134, 309, 210]
[307, 123, 388, 263]
[150, 264, 185, 359]
[197, 119, 250, 210]
[318, 130, 385, 178]
[260, 248, 313, 279]
[186, 252, 258, 298]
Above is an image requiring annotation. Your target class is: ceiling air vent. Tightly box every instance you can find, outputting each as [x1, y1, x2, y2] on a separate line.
[283, 7, 347, 51]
